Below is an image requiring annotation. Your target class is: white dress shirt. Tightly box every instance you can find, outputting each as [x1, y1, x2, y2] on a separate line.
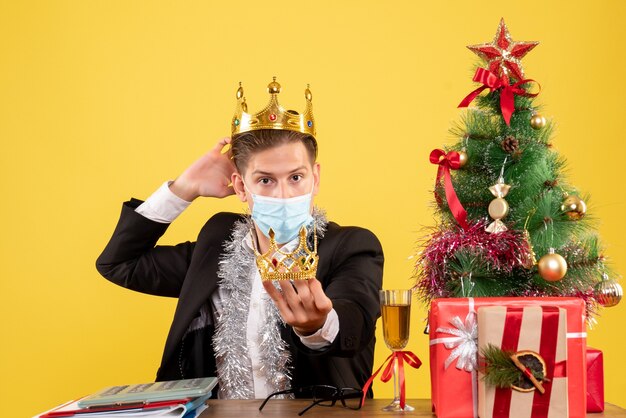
[135, 181, 339, 398]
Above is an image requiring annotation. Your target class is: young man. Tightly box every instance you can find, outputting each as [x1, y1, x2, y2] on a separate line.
[96, 79, 383, 399]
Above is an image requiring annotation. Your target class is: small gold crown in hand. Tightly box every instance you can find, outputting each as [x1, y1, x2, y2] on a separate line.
[254, 226, 319, 281]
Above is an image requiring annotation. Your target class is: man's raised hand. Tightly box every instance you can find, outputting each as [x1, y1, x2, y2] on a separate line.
[170, 138, 237, 201]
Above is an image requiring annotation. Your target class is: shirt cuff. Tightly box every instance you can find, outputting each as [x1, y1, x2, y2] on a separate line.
[295, 308, 339, 350]
[135, 181, 192, 224]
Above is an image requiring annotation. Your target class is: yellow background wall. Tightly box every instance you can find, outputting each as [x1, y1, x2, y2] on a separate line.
[1, 1, 625, 416]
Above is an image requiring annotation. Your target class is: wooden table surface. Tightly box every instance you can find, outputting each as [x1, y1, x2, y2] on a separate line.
[198, 399, 626, 417]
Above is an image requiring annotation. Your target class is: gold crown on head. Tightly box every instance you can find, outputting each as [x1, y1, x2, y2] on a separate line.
[254, 226, 318, 281]
[232, 77, 316, 137]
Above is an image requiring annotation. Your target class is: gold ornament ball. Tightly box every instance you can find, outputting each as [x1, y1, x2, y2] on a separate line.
[561, 195, 587, 220]
[530, 113, 546, 130]
[595, 276, 623, 307]
[538, 251, 567, 282]
[458, 150, 468, 168]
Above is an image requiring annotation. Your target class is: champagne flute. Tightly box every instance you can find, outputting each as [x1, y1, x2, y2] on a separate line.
[379, 289, 414, 412]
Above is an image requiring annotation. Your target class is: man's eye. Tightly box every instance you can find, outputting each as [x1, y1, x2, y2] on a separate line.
[291, 175, 302, 182]
[259, 178, 271, 185]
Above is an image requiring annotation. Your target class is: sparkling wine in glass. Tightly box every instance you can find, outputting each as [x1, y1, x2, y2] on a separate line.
[379, 289, 414, 412]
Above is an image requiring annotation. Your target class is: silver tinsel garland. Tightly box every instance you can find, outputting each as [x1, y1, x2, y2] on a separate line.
[212, 209, 327, 399]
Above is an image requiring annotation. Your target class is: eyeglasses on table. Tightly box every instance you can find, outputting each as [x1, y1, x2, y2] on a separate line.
[258, 385, 363, 416]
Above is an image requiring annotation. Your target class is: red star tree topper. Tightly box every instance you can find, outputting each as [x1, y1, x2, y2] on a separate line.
[467, 18, 539, 81]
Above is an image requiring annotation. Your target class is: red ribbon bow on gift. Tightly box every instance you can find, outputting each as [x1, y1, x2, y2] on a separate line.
[430, 149, 468, 230]
[458, 67, 540, 126]
[361, 351, 422, 409]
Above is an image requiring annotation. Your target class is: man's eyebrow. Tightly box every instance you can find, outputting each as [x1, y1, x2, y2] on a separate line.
[288, 165, 309, 173]
[251, 170, 274, 176]
[251, 166, 309, 176]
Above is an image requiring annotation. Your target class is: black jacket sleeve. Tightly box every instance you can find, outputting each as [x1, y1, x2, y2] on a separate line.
[95, 199, 195, 298]
[298, 224, 384, 357]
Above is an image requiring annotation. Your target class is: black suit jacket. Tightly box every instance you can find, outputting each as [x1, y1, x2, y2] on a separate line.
[96, 199, 384, 396]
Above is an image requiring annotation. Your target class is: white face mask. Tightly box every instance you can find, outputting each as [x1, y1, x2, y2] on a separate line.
[245, 182, 314, 244]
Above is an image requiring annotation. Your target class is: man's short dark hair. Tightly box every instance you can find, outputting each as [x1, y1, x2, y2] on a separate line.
[231, 129, 318, 173]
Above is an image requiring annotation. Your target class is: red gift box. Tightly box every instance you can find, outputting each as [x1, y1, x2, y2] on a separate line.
[586, 348, 604, 412]
[429, 297, 587, 418]
[477, 305, 568, 418]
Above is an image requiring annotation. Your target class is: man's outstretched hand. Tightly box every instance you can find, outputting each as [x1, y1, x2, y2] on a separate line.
[263, 278, 333, 335]
[170, 138, 237, 201]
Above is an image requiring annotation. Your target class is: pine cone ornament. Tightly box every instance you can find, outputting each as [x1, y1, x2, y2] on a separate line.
[501, 136, 519, 154]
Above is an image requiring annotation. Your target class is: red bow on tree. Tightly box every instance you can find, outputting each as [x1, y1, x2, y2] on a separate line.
[458, 67, 539, 126]
[430, 149, 468, 230]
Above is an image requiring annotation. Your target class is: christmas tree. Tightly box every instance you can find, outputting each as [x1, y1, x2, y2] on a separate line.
[414, 19, 622, 319]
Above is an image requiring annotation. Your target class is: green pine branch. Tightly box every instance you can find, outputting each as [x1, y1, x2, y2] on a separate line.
[481, 344, 544, 389]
